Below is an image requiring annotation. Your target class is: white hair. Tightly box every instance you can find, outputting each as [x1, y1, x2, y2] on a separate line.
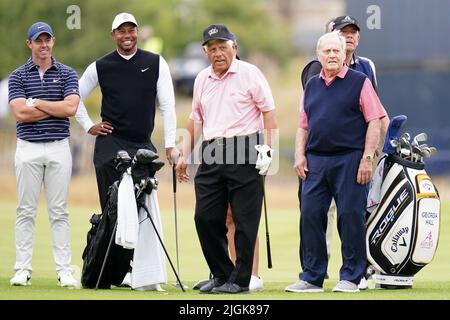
[316, 31, 346, 52]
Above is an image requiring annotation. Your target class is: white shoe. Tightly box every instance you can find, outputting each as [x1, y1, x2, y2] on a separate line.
[332, 280, 359, 292]
[10, 270, 31, 286]
[285, 280, 324, 293]
[58, 270, 78, 288]
[119, 272, 132, 287]
[249, 275, 264, 292]
[358, 277, 368, 290]
[133, 284, 165, 292]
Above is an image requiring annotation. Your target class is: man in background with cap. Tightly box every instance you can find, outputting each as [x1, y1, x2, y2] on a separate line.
[75, 13, 177, 291]
[8, 22, 80, 287]
[176, 24, 277, 294]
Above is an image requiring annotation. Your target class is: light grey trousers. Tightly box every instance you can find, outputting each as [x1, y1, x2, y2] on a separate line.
[14, 138, 73, 274]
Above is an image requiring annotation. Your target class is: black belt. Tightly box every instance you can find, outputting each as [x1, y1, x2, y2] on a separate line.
[204, 132, 262, 146]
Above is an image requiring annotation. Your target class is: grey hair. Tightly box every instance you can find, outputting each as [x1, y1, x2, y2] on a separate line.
[203, 39, 235, 51]
[316, 31, 346, 52]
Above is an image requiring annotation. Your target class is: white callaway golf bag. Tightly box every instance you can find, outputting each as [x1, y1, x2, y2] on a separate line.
[365, 115, 440, 289]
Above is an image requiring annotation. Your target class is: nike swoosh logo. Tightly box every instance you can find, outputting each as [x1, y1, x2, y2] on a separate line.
[53, 79, 60, 83]
[37, 26, 45, 29]
[141, 67, 150, 73]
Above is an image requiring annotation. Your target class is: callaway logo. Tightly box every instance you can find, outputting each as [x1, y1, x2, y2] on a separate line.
[141, 67, 150, 73]
[208, 27, 218, 36]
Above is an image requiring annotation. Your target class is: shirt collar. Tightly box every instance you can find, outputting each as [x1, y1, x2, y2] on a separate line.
[26, 57, 59, 71]
[319, 64, 349, 85]
[208, 57, 239, 80]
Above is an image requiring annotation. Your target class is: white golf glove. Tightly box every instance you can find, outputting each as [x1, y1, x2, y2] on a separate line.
[255, 144, 273, 175]
[26, 98, 36, 108]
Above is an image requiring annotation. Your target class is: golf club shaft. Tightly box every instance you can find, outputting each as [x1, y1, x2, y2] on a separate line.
[262, 176, 272, 269]
[172, 165, 181, 282]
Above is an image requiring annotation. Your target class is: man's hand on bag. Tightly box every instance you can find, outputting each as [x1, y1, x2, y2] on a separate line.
[255, 144, 273, 175]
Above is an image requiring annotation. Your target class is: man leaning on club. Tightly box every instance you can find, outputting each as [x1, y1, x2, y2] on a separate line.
[287, 32, 387, 293]
[176, 24, 277, 294]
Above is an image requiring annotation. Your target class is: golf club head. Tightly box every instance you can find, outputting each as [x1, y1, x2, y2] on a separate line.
[420, 147, 431, 158]
[429, 147, 437, 156]
[114, 150, 132, 172]
[414, 132, 428, 144]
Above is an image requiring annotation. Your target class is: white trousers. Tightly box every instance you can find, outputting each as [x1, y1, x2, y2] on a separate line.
[14, 138, 73, 274]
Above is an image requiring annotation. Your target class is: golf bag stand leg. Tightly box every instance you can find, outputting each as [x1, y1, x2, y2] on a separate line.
[95, 222, 118, 290]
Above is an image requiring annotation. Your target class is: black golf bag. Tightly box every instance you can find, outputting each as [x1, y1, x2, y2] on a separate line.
[365, 154, 441, 289]
[81, 149, 164, 289]
[81, 180, 133, 289]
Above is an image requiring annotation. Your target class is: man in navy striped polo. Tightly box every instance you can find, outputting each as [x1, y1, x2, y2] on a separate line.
[287, 32, 387, 293]
[8, 22, 80, 287]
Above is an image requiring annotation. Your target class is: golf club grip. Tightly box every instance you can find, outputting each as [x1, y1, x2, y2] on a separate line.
[172, 165, 177, 193]
[266, 231, 272, 269]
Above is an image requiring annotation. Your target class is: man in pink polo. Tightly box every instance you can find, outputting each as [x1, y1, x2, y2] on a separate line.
[176, 24, 277, 294]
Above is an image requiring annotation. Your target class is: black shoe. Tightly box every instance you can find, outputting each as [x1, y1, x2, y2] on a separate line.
[199, 278, 225, 294]
[211, 282, 249, 294]
[193, 279, 211, 290]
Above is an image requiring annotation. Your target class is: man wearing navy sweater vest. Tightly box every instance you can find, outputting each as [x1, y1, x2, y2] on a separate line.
[287, 32, 387, 293]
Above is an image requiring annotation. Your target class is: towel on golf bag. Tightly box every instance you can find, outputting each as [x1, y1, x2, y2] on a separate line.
[116, 172, 139, 249]
[132, 190, 167, 289]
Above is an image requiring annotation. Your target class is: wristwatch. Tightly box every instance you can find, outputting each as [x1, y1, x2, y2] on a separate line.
[363, 154, 374, 162]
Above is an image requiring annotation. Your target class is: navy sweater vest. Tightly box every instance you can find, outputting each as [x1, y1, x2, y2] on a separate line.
[304, 68, 367, 155]
[96, 49, 159, 142]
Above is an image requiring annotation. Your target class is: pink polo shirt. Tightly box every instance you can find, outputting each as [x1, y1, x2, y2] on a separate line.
[190, 58, 275, 140]
[299, 65, 387, 130]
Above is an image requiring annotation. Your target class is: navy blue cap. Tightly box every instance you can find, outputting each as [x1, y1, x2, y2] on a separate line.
[27, 22, 54, 41]
[202, 24, 236, 46]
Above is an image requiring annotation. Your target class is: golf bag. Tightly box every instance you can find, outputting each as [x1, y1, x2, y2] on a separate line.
[81, 180, 133, 289]
[81, 149, 164, 289]
[366, 148, 441, 288]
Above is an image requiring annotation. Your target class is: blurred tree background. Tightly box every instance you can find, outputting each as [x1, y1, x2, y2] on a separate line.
[0, 0, 292, 78]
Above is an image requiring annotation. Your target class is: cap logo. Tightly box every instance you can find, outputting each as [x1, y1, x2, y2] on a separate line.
[343, 16, 354, 23]
[37, 25, 45, 29]
[208, 27, 218, 36]
[122, 13, 129, 19]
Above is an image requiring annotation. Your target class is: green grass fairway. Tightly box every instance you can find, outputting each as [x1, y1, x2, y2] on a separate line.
[1, 193, 449, 300]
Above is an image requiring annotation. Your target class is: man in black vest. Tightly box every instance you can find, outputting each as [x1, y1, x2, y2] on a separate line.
[76, 13, 177, 211]
[287, 32, 387, 293]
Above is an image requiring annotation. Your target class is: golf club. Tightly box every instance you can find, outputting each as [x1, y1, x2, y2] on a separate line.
[172, 164, 187, 289]
[262, 176, 272, 269]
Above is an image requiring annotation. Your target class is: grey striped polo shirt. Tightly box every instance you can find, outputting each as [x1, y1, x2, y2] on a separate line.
[8, 57, 79, 142]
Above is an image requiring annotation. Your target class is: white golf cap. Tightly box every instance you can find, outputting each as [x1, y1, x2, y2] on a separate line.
[111, 12, 138, 31]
